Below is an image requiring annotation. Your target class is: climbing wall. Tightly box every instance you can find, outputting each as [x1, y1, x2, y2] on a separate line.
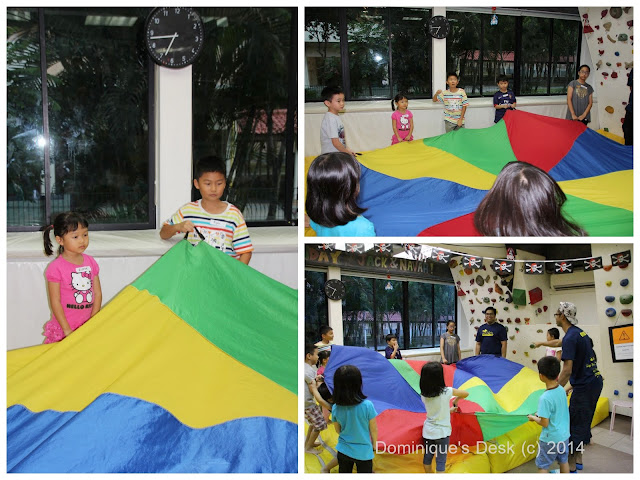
[579, 7, 634, 137]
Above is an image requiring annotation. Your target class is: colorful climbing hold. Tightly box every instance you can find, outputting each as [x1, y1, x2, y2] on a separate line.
[620, 294, 633, 304]
[621, 309, 632, 317]
[537, 329, 543, 333]
[605, 295, 615, 303]
[627, 380, 633, 386]
[620, 279, 629, 287]
[604, 265, 612, 271]
[606, 307, 617, 317]
[476, 275, 484, 286]
[605, 106, 614, 114]
[530, 343, 535, 349]
[543, 305, 548, 312]
[606, 281, 612, 286]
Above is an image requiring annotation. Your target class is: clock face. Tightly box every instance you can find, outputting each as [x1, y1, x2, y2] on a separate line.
[324, 279, 346, 301]
[427, 15, 451, 39]
[144, 7, 205, 68]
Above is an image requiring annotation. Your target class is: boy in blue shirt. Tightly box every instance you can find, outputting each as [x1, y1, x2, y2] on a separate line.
[528, 355, 570, 473]
[384, 333, 402, 359]
[493, 75, 517, 123]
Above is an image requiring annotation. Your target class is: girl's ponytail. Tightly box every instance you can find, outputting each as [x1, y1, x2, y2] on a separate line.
[391, 99, 396, 111]
[42, 225, 55, 256]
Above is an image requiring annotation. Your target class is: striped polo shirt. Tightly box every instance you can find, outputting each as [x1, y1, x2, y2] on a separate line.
[436, 88, 469, 125]
[165, 200, 253, 258]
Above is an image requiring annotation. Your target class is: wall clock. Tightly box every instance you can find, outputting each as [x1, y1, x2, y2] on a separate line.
[324, 279, 346, 301]
[144, 7, 205, 68]
[427, 15, 451, 39]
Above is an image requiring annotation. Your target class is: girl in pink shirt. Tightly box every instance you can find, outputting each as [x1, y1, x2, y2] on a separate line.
[42, 212, 102, 343]
[391, 93, 414, 145]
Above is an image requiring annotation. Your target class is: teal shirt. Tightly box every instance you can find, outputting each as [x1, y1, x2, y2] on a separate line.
[310, 216, 376, 237]
[537, 385, 570, 443]
[332, 400, 378, 460]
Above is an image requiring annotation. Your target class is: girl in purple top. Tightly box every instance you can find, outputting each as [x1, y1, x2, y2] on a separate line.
[391, 93, 414, 145]
[42, 212, 102, 343]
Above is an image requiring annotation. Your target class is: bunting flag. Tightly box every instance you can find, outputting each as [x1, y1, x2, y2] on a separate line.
[350, 110, 632, 236]
[7, 241, 297, 473]
[318, 243, 335, 252]
[403, 244, 422, 259]
[346, 243, 365, 254]
[374, 243, 393, 254]
[554, 260, 574, 274]
[583, 257, 603, 271]
[462, 255, 484, 269]
[524, 261, 544, 275]
[491, 259, 515, 275]
[430, 248, 451, 264]
[611, 250, 631, 267]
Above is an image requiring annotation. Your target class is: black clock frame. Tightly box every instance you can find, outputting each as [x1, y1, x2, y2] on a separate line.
[427, 15, 450, 39]
[324, 279, 346, 301]
[144, 7, 205, 69]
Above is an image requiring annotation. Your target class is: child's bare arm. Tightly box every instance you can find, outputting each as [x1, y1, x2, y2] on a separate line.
[47, 281, 72, 337]
[433, 90, 442, 102]
[160, 221, 195, 239]
[238, 252, 252, 265]
[457, 105, 468, 126]
[407, 117, 414, 140]
[391, 119, 400, 142]
[369, 418, 378, 450]
[90, 275, 102, 317]
[527, 414, 549, 427]
[330, 138, 356, 156]
[308, 381, 331, 410]
[534, 339, 562, 348]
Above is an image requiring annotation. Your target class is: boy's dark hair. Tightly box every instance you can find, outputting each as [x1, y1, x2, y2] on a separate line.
[385, 333, 397, 343]
[306, 152, 366, 228]
[321, 86, 344, 102]
[319, 325, 333, 337]
[497, 75, 510, 83]
[474, 161, 587, 236]
[305, 343, 318, 358]
[194, 155, 226, 180]
[547, 327, 560, 340]
[42, 212, 89, 256]
[537, 355, 561, 380]
[446, 71, 459, 80]
[484, 306, 497, 315]
[318, 382, 333, 403]
[332, 365, 366, 406]
[318, 350, 331, 365]
[419, 362, 447, 398]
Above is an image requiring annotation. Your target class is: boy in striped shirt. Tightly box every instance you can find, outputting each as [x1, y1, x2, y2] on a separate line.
[433, 72, 469, 133]
[160, 156, 253, 265]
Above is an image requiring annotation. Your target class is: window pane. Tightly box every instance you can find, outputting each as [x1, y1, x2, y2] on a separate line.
[347, 7, 390, 99]
[446, 12, 482, 96]
[434, 283, 456, 341]
[193, 8, 297, 224]
[375, 279, 403, 351]
[43, 7, 151, 225]
[389, 8, 432, 98]
[304, 270, 327, 344]
[552, 18, 580, 94]
[482, 14, 516, 97]
[7, 8, 44, 226]
[305, 7, 341, 101]
[521, 17, 552, 95]
[342, 276, 374, 349]
[408, 282, 434, 348]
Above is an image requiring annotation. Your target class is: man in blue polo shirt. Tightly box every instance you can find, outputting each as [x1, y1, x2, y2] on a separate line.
[555, 301, 603, 473]
[475, 306, 508, 357]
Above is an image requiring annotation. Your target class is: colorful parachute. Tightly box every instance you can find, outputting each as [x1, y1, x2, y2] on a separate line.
[7, 241, 297, 473]
[324, 345, 544, 451]
[356, 110, 632, 236]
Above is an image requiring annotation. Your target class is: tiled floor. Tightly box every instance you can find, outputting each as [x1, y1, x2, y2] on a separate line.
[508, 415, 633, 473]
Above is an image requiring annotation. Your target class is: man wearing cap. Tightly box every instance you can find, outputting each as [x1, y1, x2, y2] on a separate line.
[475, 306, 507, 357]
[555, 301, 603, 473]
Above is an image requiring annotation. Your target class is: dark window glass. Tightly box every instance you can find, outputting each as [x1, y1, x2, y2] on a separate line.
[521, 17, 552, 95]
[446, 12, 482, 95]
[482, 15, 516, 97]
[342, 276, 375, 348]
[7, 7, 153, 229]
[375, 279, 403, 350]
[193, 8, 297, 225]
[304, 270, 328, 344]
[389, 8, 432, 97]
[304, 7, 341, 101]
[551, 18, 580, 94]
[342, 275, 455, 351]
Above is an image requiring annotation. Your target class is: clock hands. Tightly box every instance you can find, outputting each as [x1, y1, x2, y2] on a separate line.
[149, 32, 179, 57]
